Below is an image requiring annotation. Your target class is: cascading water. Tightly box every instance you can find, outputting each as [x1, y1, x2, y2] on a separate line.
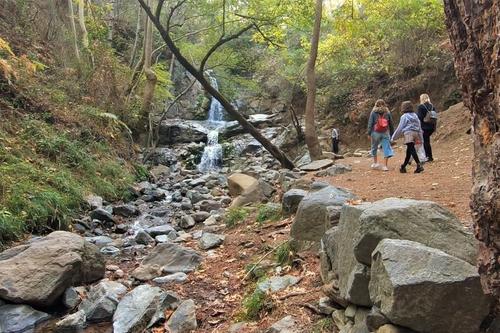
[198, 71, 225, 172]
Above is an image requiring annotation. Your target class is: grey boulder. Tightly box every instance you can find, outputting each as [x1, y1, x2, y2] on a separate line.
[0, 304, 50, 333]
[266, 315, 299, 333]
[113, 204, 139, 217]
[132, 243, 202, 280]
[78, 280, 127, 322]
[282, 189, 308, 215]
[257, 275, 300, 293]
[369, 239, 490, 333]
[113, 285, 179, 333]
[0, 231, 105, 307]
[179, 215, 196, 229]
[299, 159, 334, 171]
[55, 310, 86, 333]
[290, 186, 356, 242]
[198, 232, 225, 250]
[167, 299, 197, 333]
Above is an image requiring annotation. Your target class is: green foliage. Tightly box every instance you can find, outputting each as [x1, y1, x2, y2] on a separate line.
[275, 241, 295, 266]
[256, 203, 282, 224]
[245, 263, 269, 280]
[225, 207, 250, 227]
[242, 288, 272, 320]
[0, 114, 138, 247]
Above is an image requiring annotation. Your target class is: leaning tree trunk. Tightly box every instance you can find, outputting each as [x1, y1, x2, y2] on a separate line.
[67, 0, 81, 61]
[142, 0, 157, 121]
[304, 0, 323, 160]
[136, 0, 295, 169]
[444, 0, 499, 312]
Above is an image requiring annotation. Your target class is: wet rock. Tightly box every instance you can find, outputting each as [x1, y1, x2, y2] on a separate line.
[282, 189, 308, 215]
[0, 304, 50, 333]
[0, 231, 105, 307]
[78, 280, 127, 322]
[257, 275, 300, 293]
[198, 232, 225, 250]
[153, 272, 188, 284]
[55, 310, 86, 333]
[159, 119, 208, 144]
[113, 285, 179, 333]
[179, 215, 196, 229]
[266, 315, 299, 333]
[167, 299, 197, 333]
[113, 204, 139, 217]
[180, 198, 193, 211]
[155, 235, 171, 243]
[369, 239, 490, 333]
[300, 159, 334, 171]
[290, 186, 356, 242]
[114, 224, 129, 234]
[132, 243, 202, 280]
[150, 165, 171, 179]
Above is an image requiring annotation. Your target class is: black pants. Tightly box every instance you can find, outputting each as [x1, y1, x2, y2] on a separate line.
[423, 130, 434, 160]
[332, 138, 339, 154]
[403, 142, 420, 167]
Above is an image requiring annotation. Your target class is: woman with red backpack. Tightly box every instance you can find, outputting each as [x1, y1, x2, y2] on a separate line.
[367, 99, 394, 171]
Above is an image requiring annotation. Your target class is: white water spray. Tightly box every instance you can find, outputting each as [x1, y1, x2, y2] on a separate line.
[198, 71, 225, 172]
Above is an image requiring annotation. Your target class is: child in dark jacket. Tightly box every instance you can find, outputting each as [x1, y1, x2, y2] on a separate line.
[391, 101, 424, 173]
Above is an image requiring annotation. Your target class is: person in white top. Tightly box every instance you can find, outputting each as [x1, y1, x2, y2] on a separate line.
[331, 128, 340, 154]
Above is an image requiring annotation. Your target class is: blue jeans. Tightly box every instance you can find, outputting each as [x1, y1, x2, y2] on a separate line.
[371, 132, 393, 158]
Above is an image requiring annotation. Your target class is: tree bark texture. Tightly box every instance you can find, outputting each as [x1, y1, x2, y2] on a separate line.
[142, 0, 157, 120]
[304, 0, 323, 160]
[136, 0, 294, 169]
[67, 0, 81, 61]
[444, 0, 499, 310]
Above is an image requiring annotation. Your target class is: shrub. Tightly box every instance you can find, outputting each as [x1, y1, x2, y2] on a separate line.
[242, 288, 273, 320]
[225, 207, 250, 227]
[275, 241, 295, 266]
[256, 203, 282, 224]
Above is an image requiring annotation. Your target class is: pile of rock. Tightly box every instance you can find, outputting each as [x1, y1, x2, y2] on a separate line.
[319, 198, 491, 333]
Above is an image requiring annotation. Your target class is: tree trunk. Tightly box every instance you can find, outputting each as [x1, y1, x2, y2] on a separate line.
[137, 0, 294, 169]
[141, 0, 157, 121]
[444, 0, 500, 313]
[67, 0, 81, 61]
[129, 5, 142, 67]
[77, 0, 89, 49]
[304, 0, 323, 160]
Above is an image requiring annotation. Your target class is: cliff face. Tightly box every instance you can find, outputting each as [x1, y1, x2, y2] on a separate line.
[444, 0, 500, 308]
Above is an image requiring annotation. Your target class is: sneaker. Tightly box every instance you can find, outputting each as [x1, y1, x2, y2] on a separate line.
[381, 166, 389, 171]
[415, 165, 424, 173]
[371, 163, 380, 169]
[427, 157, 434, 162]
[400, 165, 407, 173]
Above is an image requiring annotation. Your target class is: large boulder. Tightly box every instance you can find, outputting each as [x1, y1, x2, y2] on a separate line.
[282, 189, 308, 215]
[369, 239, 490, 333]
[290, 186, 356, 242]
[158, 119, 207, 144]
[113, 285, 180, 333]
[131, 243, 202, 281]
[166, 299, 197, 333]
[322, 198, 478, 307]
[78, 281, 127, 322]
[227, 173, 265, 207]
[0, 231, 105, 307]
[0, 304, 50, 333]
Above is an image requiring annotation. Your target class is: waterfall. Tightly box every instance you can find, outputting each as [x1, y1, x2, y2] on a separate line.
[198, 71, 225, 172]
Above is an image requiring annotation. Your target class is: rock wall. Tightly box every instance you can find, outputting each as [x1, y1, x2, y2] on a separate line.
[320, 198, 491, 333]
[444, 0, 500, 306]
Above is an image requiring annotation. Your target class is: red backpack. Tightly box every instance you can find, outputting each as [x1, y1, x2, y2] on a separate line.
[374, 113, 389, 132]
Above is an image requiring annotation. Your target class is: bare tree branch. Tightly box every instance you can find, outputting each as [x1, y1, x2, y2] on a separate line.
[199, 23, 253, 73]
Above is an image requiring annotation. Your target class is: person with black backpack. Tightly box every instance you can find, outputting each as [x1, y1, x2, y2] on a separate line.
[367, 99, 394, 171]
[417, 93, 438, 162]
